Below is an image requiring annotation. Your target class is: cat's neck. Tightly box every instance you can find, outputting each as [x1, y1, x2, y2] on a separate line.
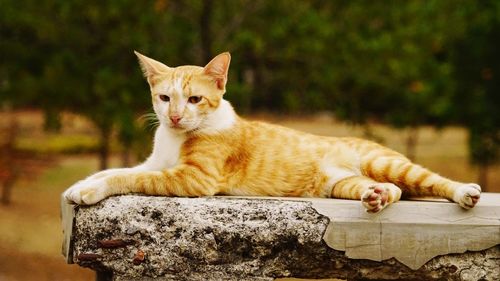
[199, 99, 238, 133]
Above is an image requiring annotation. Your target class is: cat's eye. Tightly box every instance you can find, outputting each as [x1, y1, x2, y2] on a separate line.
[159, 95, 170, 102]
[188, 96, 202, 104]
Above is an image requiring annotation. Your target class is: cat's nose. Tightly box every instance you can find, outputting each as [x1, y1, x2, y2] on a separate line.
[170, 115, 182, 125]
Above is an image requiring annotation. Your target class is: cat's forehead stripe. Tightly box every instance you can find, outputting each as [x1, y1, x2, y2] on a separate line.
[170, 72, 194, 94]
[182, 75, 192, 90]
[173, 77, 183, 95]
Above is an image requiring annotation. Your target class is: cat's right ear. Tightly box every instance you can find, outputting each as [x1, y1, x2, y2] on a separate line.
[134, 51, 171, 85]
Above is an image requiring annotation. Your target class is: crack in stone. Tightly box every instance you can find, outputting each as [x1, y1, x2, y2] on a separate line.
[378, 219, 383, 261]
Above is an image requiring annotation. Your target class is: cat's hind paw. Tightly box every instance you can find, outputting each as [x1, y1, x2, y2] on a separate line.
[361, 183, 400, 213]
[453, 183, 481, 209]
[63, 178, 109, 205]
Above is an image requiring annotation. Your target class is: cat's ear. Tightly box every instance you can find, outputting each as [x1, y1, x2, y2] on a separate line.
[203, 52, 231, 90]
[134, 51, 171, 84]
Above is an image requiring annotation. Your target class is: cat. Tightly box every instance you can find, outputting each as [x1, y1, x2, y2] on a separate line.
[63, 51, 481, 213]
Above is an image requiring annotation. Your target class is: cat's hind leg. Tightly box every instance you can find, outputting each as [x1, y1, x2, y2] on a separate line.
[331, 176, 402, 213]
[362, 156, 481, 209]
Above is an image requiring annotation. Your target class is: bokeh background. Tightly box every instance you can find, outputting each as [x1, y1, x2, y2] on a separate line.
[0, 1, 499, 280]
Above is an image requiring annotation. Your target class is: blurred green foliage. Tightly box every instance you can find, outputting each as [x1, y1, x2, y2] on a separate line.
[0, 0, 498, 182]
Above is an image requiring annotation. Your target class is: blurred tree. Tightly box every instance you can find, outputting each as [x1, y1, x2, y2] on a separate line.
[1, 0, 498, 184]
[54, 0, 170, 169]
[449, 1, 500, 190]
[0, 0, 48, 112]
[0, 0, 194, 168]
[320, 1, 475, 160]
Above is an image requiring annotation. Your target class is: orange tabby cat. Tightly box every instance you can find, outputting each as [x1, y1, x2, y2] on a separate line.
[64, 51, 481, 213]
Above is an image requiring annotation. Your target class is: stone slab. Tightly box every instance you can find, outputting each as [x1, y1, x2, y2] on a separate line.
[62, 193, 500, 280]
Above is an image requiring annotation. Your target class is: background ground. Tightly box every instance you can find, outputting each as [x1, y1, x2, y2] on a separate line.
[0, 111, 498, 280]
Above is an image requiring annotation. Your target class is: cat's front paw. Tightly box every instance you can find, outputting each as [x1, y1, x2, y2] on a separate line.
[453, 183, 481, 209]
[63, 178, 109, 205]
[361, 183, 400, 213]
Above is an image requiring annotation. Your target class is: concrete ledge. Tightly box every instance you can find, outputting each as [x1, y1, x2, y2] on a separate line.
[61, 194, 500, 280]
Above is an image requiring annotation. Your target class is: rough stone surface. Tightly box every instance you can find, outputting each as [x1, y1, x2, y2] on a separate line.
[66, 195, 500, 281]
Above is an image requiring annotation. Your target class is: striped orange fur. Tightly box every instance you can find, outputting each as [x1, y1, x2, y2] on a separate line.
[64, 52, 481, 213]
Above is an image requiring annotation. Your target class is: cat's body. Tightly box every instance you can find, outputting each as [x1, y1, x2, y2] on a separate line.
[64, 52, 481, 212]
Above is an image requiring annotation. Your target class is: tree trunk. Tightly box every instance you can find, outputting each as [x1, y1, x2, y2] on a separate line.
[405, 126, 419, 162]
[1, 178, 15, 206]
[0, 109, 19, 205]
[43, 107, 62, 132]
[478, 163, 488, 192]
[1, 184, 9, 205]
[200, 0, 213, 63]
[121, 145, 131, 167]
[98, 126, 111, 170]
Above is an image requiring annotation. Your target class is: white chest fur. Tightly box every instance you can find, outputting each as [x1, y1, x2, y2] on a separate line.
[142, 124, 186, 170]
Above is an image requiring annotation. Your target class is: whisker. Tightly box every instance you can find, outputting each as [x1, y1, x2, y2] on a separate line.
[138, 109, 160, 131]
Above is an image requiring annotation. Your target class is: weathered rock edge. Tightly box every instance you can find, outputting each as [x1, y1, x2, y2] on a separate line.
[66, 195, 500, 281]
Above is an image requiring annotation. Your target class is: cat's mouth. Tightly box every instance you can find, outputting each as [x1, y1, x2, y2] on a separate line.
[169, 123, 184, 129]
[168, 121, 198, 132]
[164, 117, 202, 132]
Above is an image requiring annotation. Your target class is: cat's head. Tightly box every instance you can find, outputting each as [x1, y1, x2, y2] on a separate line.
[135, 51, 231, 133]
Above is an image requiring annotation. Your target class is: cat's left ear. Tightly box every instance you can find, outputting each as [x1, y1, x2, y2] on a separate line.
[203, 52, 231, 91]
